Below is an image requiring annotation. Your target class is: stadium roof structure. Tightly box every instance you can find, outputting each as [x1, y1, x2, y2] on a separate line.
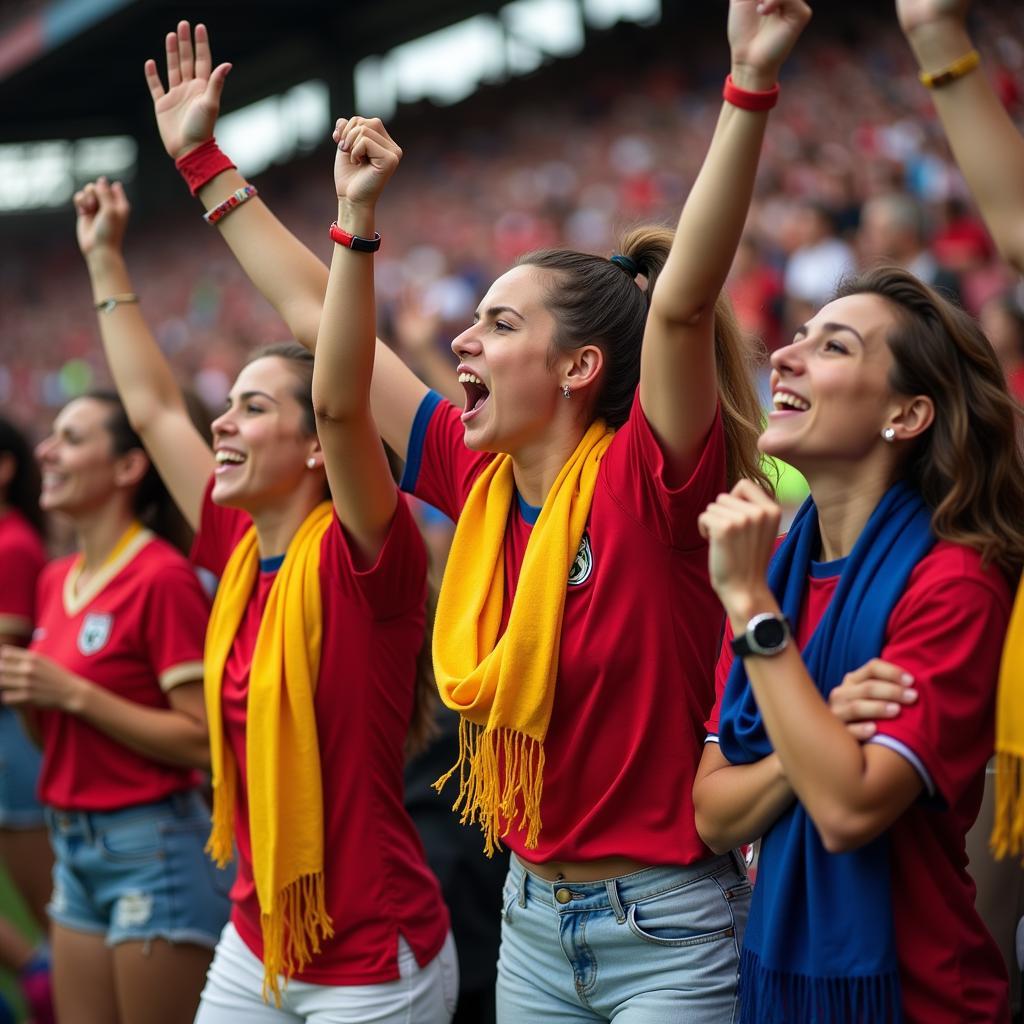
[0, 0, 515, 143]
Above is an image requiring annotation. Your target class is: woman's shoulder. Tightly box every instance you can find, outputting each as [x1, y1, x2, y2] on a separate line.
[905, 539, 1012, 608]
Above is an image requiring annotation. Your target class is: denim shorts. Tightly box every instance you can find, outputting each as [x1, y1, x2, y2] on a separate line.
[46, 790, 233, 949]
[496, 851, 751, 1023]
[0, 708, 44, 829]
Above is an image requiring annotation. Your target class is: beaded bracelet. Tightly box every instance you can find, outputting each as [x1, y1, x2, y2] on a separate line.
[204, 185, 259, 226]
[919, 50, 980, 89]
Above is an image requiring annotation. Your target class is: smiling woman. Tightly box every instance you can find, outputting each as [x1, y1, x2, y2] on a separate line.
[0, 390, 233, 1024]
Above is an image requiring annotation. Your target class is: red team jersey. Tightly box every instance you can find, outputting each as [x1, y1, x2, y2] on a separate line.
[706, 542, 1011, 1023]
[191, 480, 449, 984]
[402, 390, 727, 866]
[0, 510, 46, 640]
[31, 529, 207, 810]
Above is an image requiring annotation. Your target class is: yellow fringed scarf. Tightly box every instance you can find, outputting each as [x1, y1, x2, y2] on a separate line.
[204, 501, 335, 1003]
[992, 578, 1024, 862]
[432, 420, 614, 855]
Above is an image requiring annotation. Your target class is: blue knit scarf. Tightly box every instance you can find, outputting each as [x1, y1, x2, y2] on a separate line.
[718, 482, 934, 1024]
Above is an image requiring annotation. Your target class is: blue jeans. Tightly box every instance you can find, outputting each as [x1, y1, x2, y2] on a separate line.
[496, 852, 750, 1023]
[0, 708, 44, 829]
[47, 790, 233, 948]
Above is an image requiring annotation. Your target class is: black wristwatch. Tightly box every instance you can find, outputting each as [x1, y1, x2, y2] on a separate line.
[731, 612, 792, 659]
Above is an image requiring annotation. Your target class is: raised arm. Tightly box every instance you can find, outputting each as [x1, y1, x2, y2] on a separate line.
[144, 21, 427, 458]
[310, 117, 414, 563]
[641, 0, 811, 481]
[897, 0, 1024, 273]
[75, 180, 212, 529]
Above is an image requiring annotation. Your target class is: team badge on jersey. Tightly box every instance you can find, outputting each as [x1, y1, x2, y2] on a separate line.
[77, 613, 113, 656]
[568, 532, 593, 586]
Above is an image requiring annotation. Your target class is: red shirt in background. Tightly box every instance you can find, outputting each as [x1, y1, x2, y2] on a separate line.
[0, 509, 45, 640]
[32, 530, 206, 810]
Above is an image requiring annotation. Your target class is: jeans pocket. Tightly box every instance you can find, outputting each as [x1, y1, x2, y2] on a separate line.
[99, 818, 163, 863]
[626, 875, 736, 948]
[499, 872, 519, 925]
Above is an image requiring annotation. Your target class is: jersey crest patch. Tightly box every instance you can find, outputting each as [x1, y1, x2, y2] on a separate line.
[77, 613, 113, 656]
[568, 532, 593, 587]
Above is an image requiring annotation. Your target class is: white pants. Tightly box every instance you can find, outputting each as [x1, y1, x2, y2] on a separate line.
[194, 922, 458, 1024]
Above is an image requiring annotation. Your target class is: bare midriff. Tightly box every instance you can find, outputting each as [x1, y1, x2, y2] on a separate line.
[513, 852, 653, 883]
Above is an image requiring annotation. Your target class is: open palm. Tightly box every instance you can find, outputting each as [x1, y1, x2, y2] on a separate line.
[144, 21, 231, 160]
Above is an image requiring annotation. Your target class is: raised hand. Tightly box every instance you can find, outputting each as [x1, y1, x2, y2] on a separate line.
[74, 177, 130, 258]
[332, 117, 403, 210]
[728, 0, 813, 89]
[144, 21, 231, 160]
[896, 0, 970, 35]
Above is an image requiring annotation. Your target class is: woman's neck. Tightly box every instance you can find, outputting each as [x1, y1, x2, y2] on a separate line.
[510, 427, 586, 508]
[251, 493, 324, 560]
[74, 506, 138, 570]
[805, 462, 894, 561]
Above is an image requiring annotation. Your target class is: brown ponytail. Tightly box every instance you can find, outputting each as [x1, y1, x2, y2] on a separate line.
[519, 225, 771, 490]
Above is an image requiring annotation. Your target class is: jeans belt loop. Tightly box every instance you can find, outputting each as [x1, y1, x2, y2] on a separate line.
[606, 877, 627, 925]
[516, 861, 528, 909]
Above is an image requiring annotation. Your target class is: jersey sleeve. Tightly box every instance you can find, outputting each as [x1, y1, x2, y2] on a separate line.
[869, 554, 1010, 808]
[0, 534, 44, 638]
[322, 493, 428, 620]
[399, 390, 493, 521]
[190, 475, 253, 579]
[601, 392, 727, 550]
[140, 559, 211, 693]
[705, 623, 736, 742]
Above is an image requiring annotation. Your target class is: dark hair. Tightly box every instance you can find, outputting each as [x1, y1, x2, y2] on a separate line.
[834, 267, 1024, 578]
[85, 391, 194, 554]
[246, 342, 316, 435]
[0, 416, 44, 538]
[247, 344, 440, 753]
[519, 225, 771, 490]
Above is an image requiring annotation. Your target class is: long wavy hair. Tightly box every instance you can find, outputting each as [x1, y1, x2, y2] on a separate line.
[835, 267, 1024, 579]
[247, 342, 438, 756]
[519, 225, 770, 491]
[0, 416, 45, 538]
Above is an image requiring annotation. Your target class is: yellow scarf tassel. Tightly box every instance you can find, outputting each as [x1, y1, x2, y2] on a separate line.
[204, 502, 335, 1003]
[432, 420, 614, 854]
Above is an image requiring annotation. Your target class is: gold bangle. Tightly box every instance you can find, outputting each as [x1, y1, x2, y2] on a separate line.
[919, 49, 981, 89]
[94, 293, 139, 314]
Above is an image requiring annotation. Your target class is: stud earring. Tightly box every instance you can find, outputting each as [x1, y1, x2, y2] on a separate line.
[306, 457, 317, 469]
[882, 427, 896, 442]
[562, 385, 571, 399]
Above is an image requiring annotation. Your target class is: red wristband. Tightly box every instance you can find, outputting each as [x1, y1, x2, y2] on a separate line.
[175, 138, 236, 196]
[329, 222, 382, 253]
[722, 74, 780, 112]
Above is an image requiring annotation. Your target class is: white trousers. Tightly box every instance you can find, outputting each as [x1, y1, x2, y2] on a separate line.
[194, 922, 458, 1024]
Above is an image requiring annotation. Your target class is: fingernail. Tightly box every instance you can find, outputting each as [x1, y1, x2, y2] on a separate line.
[903, 689, 918, 702]
[340, 140, 349, 152]
[862, 723, 876, 736]
[901, 673, 915, 684]
[885, 703, 900, 715]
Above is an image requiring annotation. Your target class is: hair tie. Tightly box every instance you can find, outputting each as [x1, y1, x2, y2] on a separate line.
[610, 253, 640, 279]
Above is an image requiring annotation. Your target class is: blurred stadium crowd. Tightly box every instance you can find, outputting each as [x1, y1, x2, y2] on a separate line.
[3, 2, 1024, 444]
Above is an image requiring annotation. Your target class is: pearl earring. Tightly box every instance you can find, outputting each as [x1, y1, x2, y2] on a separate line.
[882, 427, 896, 442]
[562, 385, 571, 399]
[306, 457, 317, 469]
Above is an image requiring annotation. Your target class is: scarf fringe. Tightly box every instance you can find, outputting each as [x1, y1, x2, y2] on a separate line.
[433, 719, 545, 856]
[260, 872, 335, 1005]
[205, 774, 236, 869]
[738, 948, 902, 1024]
[991, 749, 1024, 862]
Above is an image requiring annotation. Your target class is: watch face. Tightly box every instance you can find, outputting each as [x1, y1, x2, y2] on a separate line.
[752, 617, 786, 650]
